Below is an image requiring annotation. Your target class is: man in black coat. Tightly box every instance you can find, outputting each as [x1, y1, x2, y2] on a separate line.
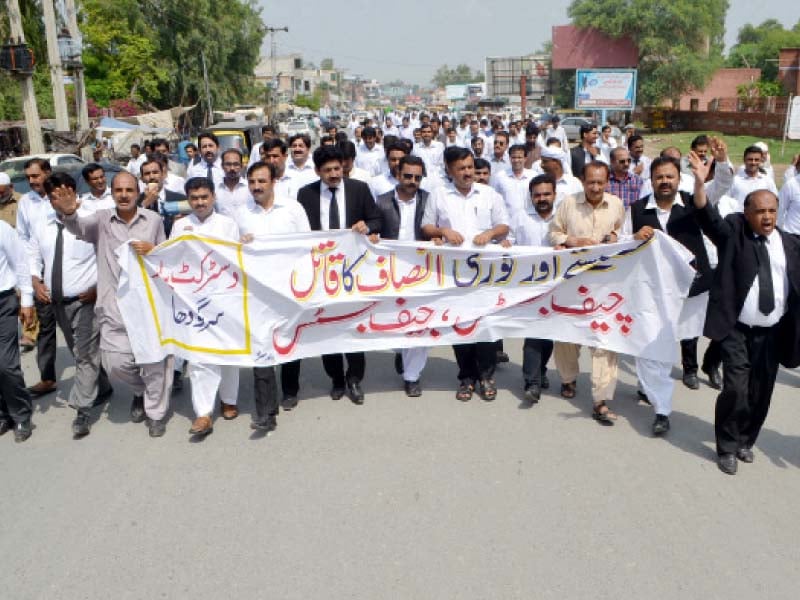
[296, 145, 382, 405]
[370, 155, 429, 397]
[691, 152, 800, 475]
[569, 123, 604, 179]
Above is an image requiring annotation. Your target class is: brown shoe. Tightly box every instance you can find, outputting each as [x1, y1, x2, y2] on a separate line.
[221, 402, 238, 420]
[27, 380, 57, 397]
[189, 415, 213, 436]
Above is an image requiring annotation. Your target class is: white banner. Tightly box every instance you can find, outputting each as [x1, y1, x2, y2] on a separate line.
[116, 231, 696, 367]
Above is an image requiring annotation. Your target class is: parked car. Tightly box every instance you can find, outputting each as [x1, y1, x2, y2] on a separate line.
[9, 162, 124, 196]
[0, 153, 85, 178]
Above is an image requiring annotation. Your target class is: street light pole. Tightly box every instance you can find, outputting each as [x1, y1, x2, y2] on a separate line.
[42, 0, 70, 132]
[6, 0, 44, 153]
[264, 26, 288, 122]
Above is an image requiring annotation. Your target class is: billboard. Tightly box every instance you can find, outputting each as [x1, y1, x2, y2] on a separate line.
[575, 70, 637, 110]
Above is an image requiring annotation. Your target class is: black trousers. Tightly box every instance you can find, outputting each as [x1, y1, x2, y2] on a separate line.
[453, 342, 496, 382]
[680, 337, 722, 374]
[322, 352, 365, 387]
[253, 366, 278, 421]
[715, 323, 779, 456]
[35, 298, 57, 382]
[522, 338, 553, 384]
[279, 359, 302, 397]
[0, 292, 32, 424]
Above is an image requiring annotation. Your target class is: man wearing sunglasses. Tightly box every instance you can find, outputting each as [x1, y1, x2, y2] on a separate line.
[371, 156, 430, 397]
[606, 147, 644, 208]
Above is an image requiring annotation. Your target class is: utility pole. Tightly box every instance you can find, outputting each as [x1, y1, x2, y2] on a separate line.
[42, 0, 70, 132]
[264, 26, 288, 121]
[63, 0, 90, 159]
[6, 0, 44, 153]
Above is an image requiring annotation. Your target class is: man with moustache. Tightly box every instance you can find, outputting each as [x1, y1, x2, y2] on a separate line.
[297, 146, 382, 405]
[261, 138, 298, 201]
[79, 163, 115, 210]
[139, 157, 186, 238]
[570, 123, 606, 179]
[493, 144, 537, 216]
[286, 134, 318, 188]
[504, 174, 558, 403]
[539, 147, 583, 207]
[170, 177, 241, 437]
[371, 156, 430, 397]
[186, 132, 224, 189]
[691, 159, 800, 475]
[51, 172, 173, 438]
[355, 126, 383, 177]
[413, 123, 445, 186]
[421, 146, 510, 402]
[370, 142, 408, 197]
[214, 149, 250, 217]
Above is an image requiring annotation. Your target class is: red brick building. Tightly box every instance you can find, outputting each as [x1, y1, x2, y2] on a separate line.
[779, 48, 800, 96]
[676, 68, 761, 110]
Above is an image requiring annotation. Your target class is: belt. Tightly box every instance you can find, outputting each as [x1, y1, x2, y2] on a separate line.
[54, 295, 81, 304]
[735, 321, 776, 334]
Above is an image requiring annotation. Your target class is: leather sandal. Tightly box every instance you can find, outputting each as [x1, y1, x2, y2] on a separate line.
[560, 381, 576, 399]
[456, 380, 474, 401]
[592, 400, 617, 425]
[478, 379, 497, 401]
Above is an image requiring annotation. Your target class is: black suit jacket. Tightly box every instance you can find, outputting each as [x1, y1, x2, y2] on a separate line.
[137, 189, 185, 237]
[297, 178, 382, 233]
[696, 203, 800, 366]
[570, 146, 589, 179]
[630, 191, 712, 297]
[374, 188, 429, 241]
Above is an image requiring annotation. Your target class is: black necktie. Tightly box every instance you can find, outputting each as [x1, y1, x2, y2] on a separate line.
[329, 187, 340, 230]
[52, 222, 64, 303]
[756, 235, 775, 315]
[206, 162, 214, 183]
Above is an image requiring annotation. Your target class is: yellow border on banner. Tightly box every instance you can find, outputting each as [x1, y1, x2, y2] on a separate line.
[137, 235, 251, 355]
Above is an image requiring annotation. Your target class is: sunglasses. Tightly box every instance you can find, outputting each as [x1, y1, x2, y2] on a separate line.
[401, 174, 423, 181]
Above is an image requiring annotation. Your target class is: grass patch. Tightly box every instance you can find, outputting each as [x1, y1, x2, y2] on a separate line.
[642, 131, 800, 167]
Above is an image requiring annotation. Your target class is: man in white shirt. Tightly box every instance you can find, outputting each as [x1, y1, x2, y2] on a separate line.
[421, 146, 510, 403]
[186, 132, 224, 189]
[36, 173, 113, 437]
[79, 164, 115, 210]
[413, 123, 446, 186]
[539, 147, 583, 207]
[489, 131, 511, 177]
[538, 115, 568, 151]
[503, 173, 557, 403]
[139, 158, 186, 237]
[286, 133, 318, 189]
[778, 166, 800, 235]
[354, 127, 384, 176]
[214, 149, 251, 216]
[261, 138, 299, 201]
[237, 161, 311, 421]
[125, 144, 146, 176]
[0, 217, 35, 442]
[727, 145, 779, 212]
[340, 140, 372, 184]
[596, 124, 617, 162]
[169, 177, 241, 437]
[493, 143, 536, 216]
[383, 116, 399, 137]
[248, 125, 276, 166]
[627, 135, 652, 182]
[18, 158, 58, 397]
[370, 142, 407, 197]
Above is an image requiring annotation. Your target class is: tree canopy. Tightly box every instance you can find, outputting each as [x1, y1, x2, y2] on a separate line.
[727, 19, 800, 85]
[431, 64, 484, 88]
[568, 0, 729, 106]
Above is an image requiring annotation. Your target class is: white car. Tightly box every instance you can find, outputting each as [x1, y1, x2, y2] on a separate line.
[0, 153, 85, 177]
[281, 119, 318, 145]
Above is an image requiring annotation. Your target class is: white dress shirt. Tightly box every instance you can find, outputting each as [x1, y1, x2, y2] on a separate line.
[555, 174, 584, 208]
[186, 157, 224, 189]
[728, 172, 779, 212]
[778, 174, 800, 234]
[0, 220, 32, 306]
[30, 207, 97, 297]
[214, 178, 251, 217]
[170, 210, 240, 241]
[164, 172, 187, 196]
[596, 137, 617, 162]
[738, 228, 788, 327]
[285, 159, 318, 189]
[249, 141, 264, 166]
[80, 188, 116, 211]
[396, 192, 417, 242]
[234, 198, 311, 238]
[371, 173, 398, 198]
[413, 141, 445, 181]
[319, 182, 346, 231]
[493, 168, 536, 216]
[629, 154, 652, 181]
[422, 182, 509, 240]
[355, 145, 384, 176]
[510, 208, 554, 246]
[347, 167, 372, 185]
[16, 189, 55, 274]
[274, 173, 299, 201]
[126, 155, 147, 176]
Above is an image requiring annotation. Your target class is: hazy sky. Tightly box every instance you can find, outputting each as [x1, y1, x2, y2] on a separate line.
[256, 0, 793, 85]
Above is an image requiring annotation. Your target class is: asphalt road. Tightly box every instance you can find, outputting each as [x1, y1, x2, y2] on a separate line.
[2, 336, 799, 599]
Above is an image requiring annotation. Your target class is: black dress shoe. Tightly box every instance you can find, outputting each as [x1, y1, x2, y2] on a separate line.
[172, 371, 184, 392]
[0, 419, 13, 436]
[736, 447, 754, 463]
[282, 395, 298, 411]
[404, 380, 422, 397]
[148, 419, 166, 438]
[330, 386, 345, 400]
[347, 380, 365, 405]
[718, 453, 738, 475]
[652, 414, 670, 436]
[496, 351, 510, 363]
[682, 372, 699, 390]
[702, 365, 722, 390]
[14, 421, 32, 443]
[394, 353, 404, 375]
[524, 381, 540, 404]
[72, 411, 91, 438]
[251, 415, 277, 432]
[637, 390, 652, 405]
[130, 394, 146, 423]
[540, 374, 550, 390]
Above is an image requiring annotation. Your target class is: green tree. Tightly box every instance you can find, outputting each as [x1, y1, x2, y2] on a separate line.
[727, 19, 800, 83]
[431, 64, 484, 87]
[568, 0, 729, 106]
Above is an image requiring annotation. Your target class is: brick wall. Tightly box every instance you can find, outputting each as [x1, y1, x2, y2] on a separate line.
[677, 68, 761, 110]
[779, 48, 800, 96]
